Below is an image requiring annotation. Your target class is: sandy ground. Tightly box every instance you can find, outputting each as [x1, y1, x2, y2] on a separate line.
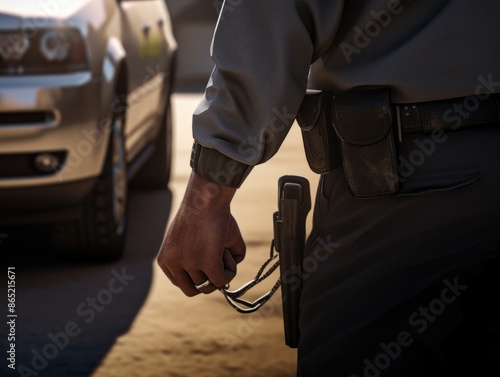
[90, 93, 319, 377]
[0, 92, 318, 377]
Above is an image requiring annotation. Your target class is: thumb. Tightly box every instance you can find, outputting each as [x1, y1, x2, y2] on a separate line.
[225, 215, 246, 264]
[222, 248, 237, 283]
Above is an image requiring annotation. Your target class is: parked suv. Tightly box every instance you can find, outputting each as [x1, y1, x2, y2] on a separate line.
[0, 0, 177, 261]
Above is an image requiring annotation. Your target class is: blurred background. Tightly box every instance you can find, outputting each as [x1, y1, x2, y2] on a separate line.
[0, 1, 317, 376]
[165, 0, 218, 91]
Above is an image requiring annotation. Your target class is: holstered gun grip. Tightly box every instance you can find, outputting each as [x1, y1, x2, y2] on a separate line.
[273, 175, 311, 348]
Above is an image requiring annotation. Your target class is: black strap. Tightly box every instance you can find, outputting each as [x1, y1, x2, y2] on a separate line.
[395, 94, 500, 141]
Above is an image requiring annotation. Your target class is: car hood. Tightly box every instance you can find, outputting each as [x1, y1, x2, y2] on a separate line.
[0, 0, 93, 18]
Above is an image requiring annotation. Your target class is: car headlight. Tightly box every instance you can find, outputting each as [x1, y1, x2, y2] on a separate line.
[40, 30, 70, 62]
[0, 34, 30, 61]
[0, 28, 89, 75]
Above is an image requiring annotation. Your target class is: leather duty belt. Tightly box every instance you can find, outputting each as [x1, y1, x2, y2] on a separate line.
[394, 94, 500, 142]
[297, 89, 500, 197]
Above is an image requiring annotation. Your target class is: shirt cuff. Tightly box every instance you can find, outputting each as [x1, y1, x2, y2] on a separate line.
[190, 141, 253, 188]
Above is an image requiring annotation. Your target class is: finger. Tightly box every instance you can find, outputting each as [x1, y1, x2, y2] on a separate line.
[203, 248, 236, 288]
[226, 216, 246, 264]
[156, 251, 178, 286]
[160, 265, 177, 287]
[172, 269, 203, 297]
[189, 271, 218, 295]
[222, 248, 237, 283]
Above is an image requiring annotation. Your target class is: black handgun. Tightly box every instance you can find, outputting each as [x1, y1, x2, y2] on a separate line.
[273, 175, 311, 348]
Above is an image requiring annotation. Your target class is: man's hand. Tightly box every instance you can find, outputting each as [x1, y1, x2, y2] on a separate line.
[157, 171, 246, 296]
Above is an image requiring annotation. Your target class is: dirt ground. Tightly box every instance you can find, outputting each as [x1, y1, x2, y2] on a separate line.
[88, 92, 319, 377]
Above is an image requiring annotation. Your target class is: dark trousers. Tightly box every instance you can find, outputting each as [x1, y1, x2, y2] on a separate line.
[297, 126, 500, 376]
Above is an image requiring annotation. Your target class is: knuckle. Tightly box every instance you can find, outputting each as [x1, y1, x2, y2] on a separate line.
[183, 258, 198, 271]
[156, 252, 165, 267]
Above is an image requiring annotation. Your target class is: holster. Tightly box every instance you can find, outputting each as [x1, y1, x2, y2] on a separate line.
[273, 175, 311, 348]
[297, 89, 400, 198]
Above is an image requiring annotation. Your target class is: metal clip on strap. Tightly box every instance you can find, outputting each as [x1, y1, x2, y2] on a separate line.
[219, 240, 281, 313]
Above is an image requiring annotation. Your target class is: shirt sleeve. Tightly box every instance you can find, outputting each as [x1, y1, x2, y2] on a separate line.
[191, 0, 344, 187]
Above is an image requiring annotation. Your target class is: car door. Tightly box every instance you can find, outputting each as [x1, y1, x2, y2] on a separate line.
[118, 0, 175, 163]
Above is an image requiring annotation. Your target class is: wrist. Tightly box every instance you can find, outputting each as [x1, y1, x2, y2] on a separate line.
[182, 171, 236, 213]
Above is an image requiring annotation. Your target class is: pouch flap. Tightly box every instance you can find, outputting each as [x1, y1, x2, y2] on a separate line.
[332, 89, 393, 145]
[296, 90, 324, 131]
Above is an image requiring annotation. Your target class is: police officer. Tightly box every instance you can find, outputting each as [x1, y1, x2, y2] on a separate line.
[157, 0, 500, 375]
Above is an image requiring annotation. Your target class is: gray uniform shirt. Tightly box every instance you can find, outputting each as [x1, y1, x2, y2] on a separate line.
[192, 0, 500, 181]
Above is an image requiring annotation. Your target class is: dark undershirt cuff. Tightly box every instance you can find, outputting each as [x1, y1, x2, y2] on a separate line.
[190, 141, 253, 188]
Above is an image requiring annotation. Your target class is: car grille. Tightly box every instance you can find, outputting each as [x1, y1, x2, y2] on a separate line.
[0, 111, 56, 126]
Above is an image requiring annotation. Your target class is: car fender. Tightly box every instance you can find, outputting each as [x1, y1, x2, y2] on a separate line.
[100, 37, 127, 120]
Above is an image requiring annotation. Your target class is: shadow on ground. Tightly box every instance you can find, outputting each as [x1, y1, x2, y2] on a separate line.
[0, 188, 172, 377]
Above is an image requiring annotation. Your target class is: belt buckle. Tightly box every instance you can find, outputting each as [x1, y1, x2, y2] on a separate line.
[395, 104, 421, 141]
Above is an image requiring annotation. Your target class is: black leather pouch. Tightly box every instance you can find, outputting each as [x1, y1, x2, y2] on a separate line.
[332, 89, 400, 198]
[296, 91, 342, 174]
